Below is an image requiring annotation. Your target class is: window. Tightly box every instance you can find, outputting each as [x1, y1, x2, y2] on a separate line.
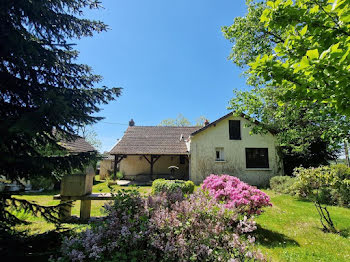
[229, 120, 241, 140]
[179, 155, 186, 165]
[245, 148, 269, 168]
[215, 147, 224, 161]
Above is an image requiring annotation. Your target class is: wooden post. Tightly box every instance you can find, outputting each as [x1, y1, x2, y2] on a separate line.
[114, 154, 119, 177]
[150, 155, 154, 179]
[113, 155, 126, 177]
[143, 155, 161, 180]
[80, 200, 92, 221]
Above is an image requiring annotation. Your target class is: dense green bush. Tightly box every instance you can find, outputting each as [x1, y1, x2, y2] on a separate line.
[30, 176, 55, 191]
[270, 176, 297, 194]
[293, 164, 350, 207]
[152, 179, 195, 195]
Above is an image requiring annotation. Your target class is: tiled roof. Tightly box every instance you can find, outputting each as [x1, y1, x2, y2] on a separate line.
[191, 112, 277, 136]
[60, 136, 96, 153]
[110, 126, 200, 155]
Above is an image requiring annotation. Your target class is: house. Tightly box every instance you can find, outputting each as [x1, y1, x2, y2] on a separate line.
[59, 136, 96, 154]
[99, 153, 115, 180]
[109, 113, 283, 186]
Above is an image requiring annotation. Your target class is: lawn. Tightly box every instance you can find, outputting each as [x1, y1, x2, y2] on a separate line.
[255, 190, 350, 262]
[10, 182, 350, 261]
[13, 177, 151, 234]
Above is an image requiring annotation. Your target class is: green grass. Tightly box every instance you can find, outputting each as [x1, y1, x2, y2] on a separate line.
[12, 177, 151, 234]
[10, 183, 350, 261]
[255, 190, 350, 262]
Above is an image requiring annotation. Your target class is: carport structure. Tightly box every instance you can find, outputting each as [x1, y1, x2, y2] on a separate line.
[109, 125, 199, 180]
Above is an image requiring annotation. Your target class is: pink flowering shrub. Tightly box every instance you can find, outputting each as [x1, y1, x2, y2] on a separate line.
[202, 174, 272, 215]
[56, 189, 265, 262]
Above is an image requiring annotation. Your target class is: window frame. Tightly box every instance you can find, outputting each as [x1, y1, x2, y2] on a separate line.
[215, 147, 225, 162]
[245, 148, 269, 168]
[229, 120, 241, 140]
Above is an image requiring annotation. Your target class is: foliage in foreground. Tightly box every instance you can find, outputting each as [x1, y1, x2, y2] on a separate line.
[202, 175, 272, 216]
[151, 179, 195, 195]
[57, 189, 265, 262]
[1, 0, 120, 238]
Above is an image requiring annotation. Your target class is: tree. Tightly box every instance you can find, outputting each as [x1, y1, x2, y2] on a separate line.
[223, 0, 350, 174]
[226, 0, 350, 116]
[195, 116, 208, 127]
[0, 0, 120, 233]
[0, 0, 120, 181]
[78, 125, 102, 152]
[159, 114, 192, 127]
[159, 114, 209, 127]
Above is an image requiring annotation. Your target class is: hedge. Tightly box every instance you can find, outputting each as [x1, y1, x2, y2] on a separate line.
[151, 179, 195, 195]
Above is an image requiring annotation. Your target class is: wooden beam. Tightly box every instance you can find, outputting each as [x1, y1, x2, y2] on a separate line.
[113, 154, 127, 176]
[153, 155, 161, 164]
[143, 155, 151, 164]
[150, 155, 154, 177]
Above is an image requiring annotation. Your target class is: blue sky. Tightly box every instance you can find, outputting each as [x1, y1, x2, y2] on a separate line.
[76, 0, 249, 152]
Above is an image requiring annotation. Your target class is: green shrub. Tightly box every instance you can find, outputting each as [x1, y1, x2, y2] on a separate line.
[270, 176, 297, 194]
[152, 179, 195, 195]
[293, 164, 350, 207]
[30, 176, 55, 191]
[106, 170, 124, 180]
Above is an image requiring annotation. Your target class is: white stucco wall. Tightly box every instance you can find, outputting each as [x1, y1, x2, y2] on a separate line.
[120, 155, 189, 179]
[189, 115, 283, 186]
[99, 159, 114, 179]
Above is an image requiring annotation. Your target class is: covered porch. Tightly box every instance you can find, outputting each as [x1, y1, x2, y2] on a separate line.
[112, 154, 190, 182]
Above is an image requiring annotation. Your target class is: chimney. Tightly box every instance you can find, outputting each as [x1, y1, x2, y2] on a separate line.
[204, 119, 209, 126]
[129, 119, 135, 126]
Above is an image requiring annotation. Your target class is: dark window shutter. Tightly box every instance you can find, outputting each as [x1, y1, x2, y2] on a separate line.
[179, 155, 185, 164]
[245, 148, 269, 168]
[229, 120, 241, 140]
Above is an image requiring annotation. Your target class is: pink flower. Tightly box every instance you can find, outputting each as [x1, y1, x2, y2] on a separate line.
[202, 174, 272, 215]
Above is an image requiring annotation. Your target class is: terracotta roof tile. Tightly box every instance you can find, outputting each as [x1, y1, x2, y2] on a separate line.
[60, 136, 96, 153]
[110, 126, 200, 155]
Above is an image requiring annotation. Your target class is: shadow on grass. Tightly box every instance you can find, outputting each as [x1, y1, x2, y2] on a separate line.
[14, 190, 59, 196]
[254, 224, 299, 248]
[339, 228, 350, 238]
[0, 229, 70, 261]
[93, 179, 103, 186]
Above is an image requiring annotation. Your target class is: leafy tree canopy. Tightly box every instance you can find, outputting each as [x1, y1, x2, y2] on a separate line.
[223, 0, 350, 173]
[225, 0, 350, 115]
[0, 0, 121, 181]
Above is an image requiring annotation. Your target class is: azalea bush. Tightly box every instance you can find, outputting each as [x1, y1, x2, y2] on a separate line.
[202, 174, 272, 216]
[57, 188, 264, 261]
